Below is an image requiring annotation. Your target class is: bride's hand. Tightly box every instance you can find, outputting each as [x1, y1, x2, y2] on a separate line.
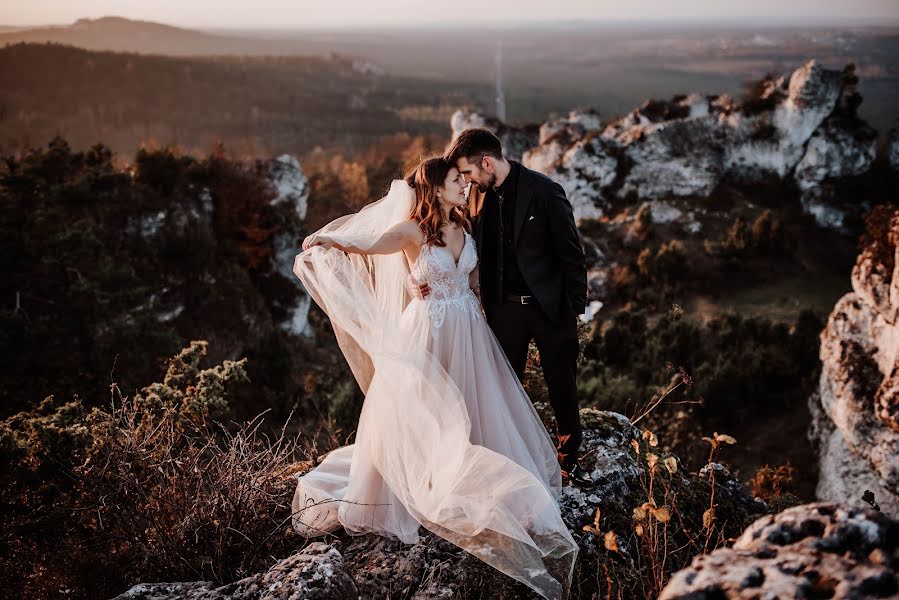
[303, 233, 335, 251]
[406, 274, 430, 299]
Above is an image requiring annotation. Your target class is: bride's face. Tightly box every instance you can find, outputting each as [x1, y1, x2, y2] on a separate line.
[439, 167, 468, 209]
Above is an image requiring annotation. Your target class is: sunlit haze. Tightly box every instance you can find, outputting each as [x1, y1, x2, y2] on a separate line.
[3, 0, 899, 28]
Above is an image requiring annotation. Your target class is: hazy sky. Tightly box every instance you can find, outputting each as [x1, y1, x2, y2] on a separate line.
[3, 0, 899, 28]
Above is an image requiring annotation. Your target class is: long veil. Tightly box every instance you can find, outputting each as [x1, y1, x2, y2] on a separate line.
[292, 180, 578, 599]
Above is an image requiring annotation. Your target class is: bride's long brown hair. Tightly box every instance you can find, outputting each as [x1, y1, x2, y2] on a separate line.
[405, 156, 470, 247]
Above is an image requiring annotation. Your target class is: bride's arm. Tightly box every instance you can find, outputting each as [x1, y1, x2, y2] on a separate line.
[301, 214, 354, 251]
[305, 220, 422, 255]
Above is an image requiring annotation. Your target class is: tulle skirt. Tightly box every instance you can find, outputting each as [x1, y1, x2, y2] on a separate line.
[292, 289, 577, 598]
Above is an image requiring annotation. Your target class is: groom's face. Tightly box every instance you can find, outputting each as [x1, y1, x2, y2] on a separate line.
[456, 155, 496, 193]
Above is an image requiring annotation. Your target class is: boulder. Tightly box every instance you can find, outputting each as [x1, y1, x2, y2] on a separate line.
[114, 409, 763, 599]
[112, 542, 358, 600]
[659, 503, 899, 600]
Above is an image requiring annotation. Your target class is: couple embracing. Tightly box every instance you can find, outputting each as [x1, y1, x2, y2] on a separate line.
[293, 128, 591, 598]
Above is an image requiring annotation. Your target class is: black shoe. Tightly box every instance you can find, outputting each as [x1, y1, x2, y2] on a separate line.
[561, 461, 596, 488]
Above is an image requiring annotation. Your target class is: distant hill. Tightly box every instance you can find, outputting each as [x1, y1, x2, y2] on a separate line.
[2, 16, 897, 133]
[0, 16, 301, 56]
[0, 42, 487, 157]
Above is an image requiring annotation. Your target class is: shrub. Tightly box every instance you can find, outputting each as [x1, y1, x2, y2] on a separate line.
[750, 463, 802, 512]
[581, 308, 823, 425]
[0, 136, 303, 426]
[749, 209, 785, 255]
[580, 426, 756, 599]
[0, 342, 303, 600]
[705, 210, 787, 259]
[636, 240, 689, 285]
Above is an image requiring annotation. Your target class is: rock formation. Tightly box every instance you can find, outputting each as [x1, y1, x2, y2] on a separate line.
[522, 110, 616, 221]
[266, 154, 313, 337]
[121, 152, 312, 346]
[808, 208, 899, 517]
[659, 503, 899, 599]
[449, 110, 538, 163]
[451, 60, 882, 233]
[888, 126, 899, 175]
[113, 409, 764, 599]
[268, 154, 309, 222]
[112, 543, 358, 600]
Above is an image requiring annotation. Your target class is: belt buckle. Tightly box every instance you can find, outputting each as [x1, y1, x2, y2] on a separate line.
[520, 295, 531, 305]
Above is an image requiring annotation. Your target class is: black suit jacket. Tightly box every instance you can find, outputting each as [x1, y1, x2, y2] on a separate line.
[468, 161, 587, 323]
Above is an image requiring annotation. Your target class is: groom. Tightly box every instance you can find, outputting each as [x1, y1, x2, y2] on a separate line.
[418, 128, 593, 487]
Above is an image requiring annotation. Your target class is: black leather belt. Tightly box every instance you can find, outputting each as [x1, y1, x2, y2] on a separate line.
[504, 293, 534, 305]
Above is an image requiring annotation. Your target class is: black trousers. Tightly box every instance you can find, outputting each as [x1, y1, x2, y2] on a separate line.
[488, 299, 582, 467]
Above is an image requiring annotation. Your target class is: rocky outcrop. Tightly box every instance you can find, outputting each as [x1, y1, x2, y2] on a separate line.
[121, 152, 312, 342]
[451, 61, 881, 231]
[114, 409, 763, 599]
[658, 502, 899, 599]
[112, 542, 358, 600]
[726, 61, 842, 179]
[613, 115, 725, 201]
[522, 111, 618, 220]
[268, 154, 309, 222]
[449, 109, 538, 162]
[266, 154, 313, 337]
[794, 119, 877, 194]
[794, 116, 878, 232]
[888, 127, 899, 178]
[808, 208, 899, 517]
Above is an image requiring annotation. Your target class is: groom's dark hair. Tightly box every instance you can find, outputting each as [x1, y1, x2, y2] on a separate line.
[445, 128, 504, 165]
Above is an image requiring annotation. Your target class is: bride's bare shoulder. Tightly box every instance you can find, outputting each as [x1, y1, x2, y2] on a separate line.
[393, 218, 425, 245]
[394, 219, 424, 267]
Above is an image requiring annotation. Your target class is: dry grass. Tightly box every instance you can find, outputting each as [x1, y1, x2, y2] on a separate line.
[77, 384, 303, 583]
[0, 341, 333, 599]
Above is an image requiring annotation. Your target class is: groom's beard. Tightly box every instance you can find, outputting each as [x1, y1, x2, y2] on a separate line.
[477, 173, 497, 193]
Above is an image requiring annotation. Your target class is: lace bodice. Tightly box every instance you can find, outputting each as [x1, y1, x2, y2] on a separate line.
[410, 229, 481, 328]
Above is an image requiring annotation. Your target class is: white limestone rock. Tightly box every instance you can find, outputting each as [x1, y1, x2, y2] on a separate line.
[538, 109, 603, 145]
[112, 542, 358, 600]
[523, 134, 618, 221]
[809, 213, 899, 517]
[266, 154, 312, 337]
[267, 154, 309, 222]
[273, 232, 312, 338]
[647, 200, 683, 224]
[449, 109, 538, 162]
[888, 127, 899, 175]
[659, 503, 899, 600]
[448, 60, 877, 234]
[794, 119, 877, 193]
[615, 116, 725, 200]
[352, 59, 384, 76]
[809, 391, 898, 517]
[127, 210, 167, 238]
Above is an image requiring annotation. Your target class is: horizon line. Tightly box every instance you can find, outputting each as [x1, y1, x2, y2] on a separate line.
[3, 14, 899, 31]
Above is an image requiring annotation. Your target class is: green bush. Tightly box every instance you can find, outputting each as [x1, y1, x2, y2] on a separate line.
[0, 137, 302, 422]
[579, 308, 823, 424]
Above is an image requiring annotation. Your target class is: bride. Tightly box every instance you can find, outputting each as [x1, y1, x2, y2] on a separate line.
[292, 156, 578, 599]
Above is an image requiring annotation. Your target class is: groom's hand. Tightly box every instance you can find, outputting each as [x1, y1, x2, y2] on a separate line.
[406, 274, 430, 299]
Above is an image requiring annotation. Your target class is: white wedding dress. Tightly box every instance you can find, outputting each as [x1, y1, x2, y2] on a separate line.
[291, 181, 577, 599]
